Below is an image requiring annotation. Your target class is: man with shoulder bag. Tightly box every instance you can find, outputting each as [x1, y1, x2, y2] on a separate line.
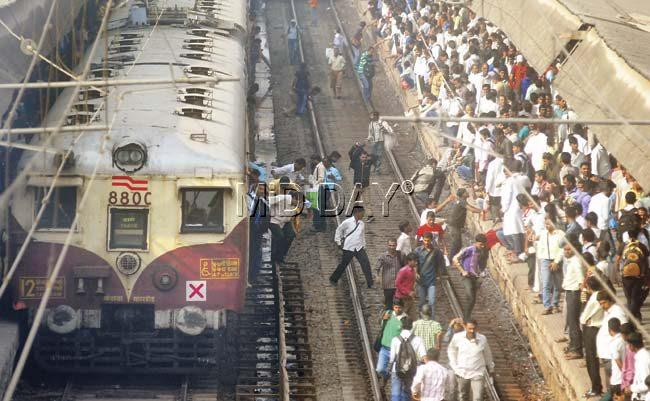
[375, 299, 405, 383]
[329, 206, 374, 288]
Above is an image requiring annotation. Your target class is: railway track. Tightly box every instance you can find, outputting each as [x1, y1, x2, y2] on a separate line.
[329, 0, 541, 400]
[261, 0, 546, 399]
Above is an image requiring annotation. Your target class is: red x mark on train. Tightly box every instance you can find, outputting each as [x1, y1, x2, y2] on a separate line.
[186, 280, 207, 301]
[189, 283, 204, 298]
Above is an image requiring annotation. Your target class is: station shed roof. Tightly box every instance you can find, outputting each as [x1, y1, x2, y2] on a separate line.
[472, 0, 650, 190]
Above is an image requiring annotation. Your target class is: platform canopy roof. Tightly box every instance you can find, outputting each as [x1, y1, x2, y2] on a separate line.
[472, 0, 650, 190]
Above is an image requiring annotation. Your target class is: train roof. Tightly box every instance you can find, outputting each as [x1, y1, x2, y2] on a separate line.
[21, 0, 248, 177]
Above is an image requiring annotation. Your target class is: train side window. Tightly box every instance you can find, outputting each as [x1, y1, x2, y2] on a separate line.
[108, 208, 149, 250]
[34, 187, 77, 229]
[180, 189, 224, 233]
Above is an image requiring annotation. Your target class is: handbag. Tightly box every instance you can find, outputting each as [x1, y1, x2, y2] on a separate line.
[373, 314, 389, 352]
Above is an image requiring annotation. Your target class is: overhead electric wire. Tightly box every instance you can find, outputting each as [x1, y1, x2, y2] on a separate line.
[1, 2, 115, 398]
[0, 0, 186, 303]
[0, 11, 107, 95]
[1, 0, 59, 279]
[2, 3, 242, 397]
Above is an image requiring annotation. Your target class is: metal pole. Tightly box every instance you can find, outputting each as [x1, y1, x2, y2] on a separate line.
[0, 76, 241, 90]
[378, 115, 650, 126]
[0, 125, 109, 136]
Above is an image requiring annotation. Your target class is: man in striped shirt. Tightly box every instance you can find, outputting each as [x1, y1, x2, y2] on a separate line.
[411, 348, 454, 401]
[376, 239, 402, 309]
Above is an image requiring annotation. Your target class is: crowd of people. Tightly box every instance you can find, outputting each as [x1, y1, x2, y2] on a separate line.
[247, 0, 650, 399]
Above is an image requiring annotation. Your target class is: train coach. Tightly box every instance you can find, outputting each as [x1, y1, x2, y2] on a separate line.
[8, 0, 250, 374]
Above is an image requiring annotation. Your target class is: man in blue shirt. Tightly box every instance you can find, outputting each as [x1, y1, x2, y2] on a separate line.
[452, 234, 488, 320]
[414, 232, 446, 319]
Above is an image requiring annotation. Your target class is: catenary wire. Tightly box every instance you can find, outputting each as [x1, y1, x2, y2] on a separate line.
[0, 2, 117, 399]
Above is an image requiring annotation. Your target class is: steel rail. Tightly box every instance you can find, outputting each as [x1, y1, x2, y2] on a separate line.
[328, 1, 501, 400]
[276, 259, 291, 401]
[179, 376, 189, 401]
[288, 1, 384, 401]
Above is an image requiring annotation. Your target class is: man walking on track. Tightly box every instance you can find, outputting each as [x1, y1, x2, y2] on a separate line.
[448, 320, 495, 401]
[328, 47, 345, 98]
[411, 348, 454, 401]
[452, 234, 489, 320]
[367, 111, 393, 175]
[330, 206, 374, 288]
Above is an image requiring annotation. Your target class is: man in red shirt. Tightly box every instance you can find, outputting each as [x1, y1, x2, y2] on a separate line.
[509, 55, 528, 97]
[395, 253, 418, 320]
[416, 211, 446, 253]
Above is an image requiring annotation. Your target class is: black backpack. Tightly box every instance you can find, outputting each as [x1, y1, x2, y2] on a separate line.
[619, 208, 641, 235]
[395, 334, 418, 381]
[348, 143, 364, 170]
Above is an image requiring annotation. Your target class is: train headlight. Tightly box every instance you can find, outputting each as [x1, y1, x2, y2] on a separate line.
[112, 143, 147, 173]
[152, 265, 178, 291]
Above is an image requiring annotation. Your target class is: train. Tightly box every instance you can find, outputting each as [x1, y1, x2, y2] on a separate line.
[7, 0, 250, 375]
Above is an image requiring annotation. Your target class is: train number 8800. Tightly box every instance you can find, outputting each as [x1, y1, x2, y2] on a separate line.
[108, 191, 152, 206]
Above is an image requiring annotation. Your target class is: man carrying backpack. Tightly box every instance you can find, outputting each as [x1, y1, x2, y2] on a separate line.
[388, 317, 426, 401]
[618, 227, 650, 320]
[448, 320, 494, 401]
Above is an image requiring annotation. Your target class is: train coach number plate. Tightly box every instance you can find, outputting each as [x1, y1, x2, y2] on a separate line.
[19, 277, 65, 299]
[199, 258, 240, 280]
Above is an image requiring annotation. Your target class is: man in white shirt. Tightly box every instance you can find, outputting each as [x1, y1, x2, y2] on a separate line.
[562, 242, 585, 360]
[474, 128, 493, 180]
[523, 125, 548, 171]
[562, 131, 591, 156]
[627, 333, 650, 400]
[271, 158, 307, 182]
[269, 191, 310, 264]
[389, 317, 427, 401]
[367, 111, 393, 175]
[411, 348, 454, 401]
[606, 318, 625, 394]
[591, 137, 611, 179]
[485, 156, 505, 221]
[500, 162, 531, 216]
[328, 47, 346, 98]
[597, 292, 628, 390]
[329, 207, 374, 288]
[448, 320, 494, 401]
[536, 218, 565, 314]
[396, 221, 413, 258]
[588, 181, 614, 234]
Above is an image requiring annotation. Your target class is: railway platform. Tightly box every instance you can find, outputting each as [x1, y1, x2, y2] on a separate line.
[0, 320, 19, 399]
